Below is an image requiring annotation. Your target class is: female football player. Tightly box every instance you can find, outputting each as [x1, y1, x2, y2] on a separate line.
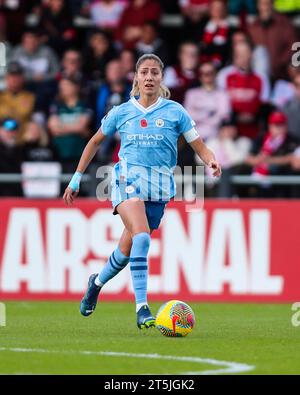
[63, 54, 221, 329]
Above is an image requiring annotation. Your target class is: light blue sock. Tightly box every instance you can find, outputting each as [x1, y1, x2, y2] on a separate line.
[95, 247, 129, 287]
[130, 232, 151, 306]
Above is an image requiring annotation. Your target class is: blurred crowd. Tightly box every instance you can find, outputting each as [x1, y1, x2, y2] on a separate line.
[0, 0, 300, 198]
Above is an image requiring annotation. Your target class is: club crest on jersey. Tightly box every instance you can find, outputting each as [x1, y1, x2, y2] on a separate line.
[125, 185, 135, 194]
[155, 119, 164, 127]
[140, 119, 148, 128]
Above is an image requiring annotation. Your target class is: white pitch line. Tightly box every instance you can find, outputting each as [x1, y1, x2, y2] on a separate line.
[0, 347, 254, 375]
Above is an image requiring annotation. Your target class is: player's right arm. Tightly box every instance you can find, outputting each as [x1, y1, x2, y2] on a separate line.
[63, 128, 106, 205]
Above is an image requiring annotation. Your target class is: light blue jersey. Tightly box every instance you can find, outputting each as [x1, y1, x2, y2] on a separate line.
[101, 96, 198, 206]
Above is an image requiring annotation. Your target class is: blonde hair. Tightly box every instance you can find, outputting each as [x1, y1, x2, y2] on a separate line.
[130, 54, 171, 99]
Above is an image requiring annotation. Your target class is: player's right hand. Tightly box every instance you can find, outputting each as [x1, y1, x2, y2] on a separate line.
[63, 187, 79, 205]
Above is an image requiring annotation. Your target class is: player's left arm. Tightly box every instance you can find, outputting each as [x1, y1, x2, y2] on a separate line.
[189, 136, 222, 177]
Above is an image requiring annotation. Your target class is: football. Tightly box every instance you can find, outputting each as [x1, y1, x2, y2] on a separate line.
[155, 300, 195, 337]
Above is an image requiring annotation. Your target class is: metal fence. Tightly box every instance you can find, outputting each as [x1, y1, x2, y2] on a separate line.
[1, 173, 300, 199]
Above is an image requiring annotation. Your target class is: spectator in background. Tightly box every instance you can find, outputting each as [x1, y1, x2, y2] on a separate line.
[179, 0, 209, 40]
[245, 111, 298, 196]
[58, 49, 92, 102]
[164, 41, 199, 103]
[247, 0, 297, 80]
[38, 0, 76, 56]
[48, 75, 92, 173]
[217, 41, 270, 140]
[116, 0, 161, 49]
[119, 48, 137, 83]
[199, 0, 233, 69]
[11, 28, 60, 85]
[135, 21, 170, 66]
[0, 0, 29, 44]
[20, 120, 58, 162]
[184, 61, 231, 141]
[82, 29, 116, 83]
[0, 118, 23, 196]
[227, 0, 257, 26]
[291, 146, 300, 173]
[283, 73, 300, 143]
[230, 30, 271, 78]
[11, 28, 60, 113]
[271, 66, 300, 109]
[202, 117, 251, 197]
[95, 58, 131, 125]
[0, 62, 36, 143]
[0, 13, 13, 90]
[95, 58, 131, 162]
[89, 0, 128, 32]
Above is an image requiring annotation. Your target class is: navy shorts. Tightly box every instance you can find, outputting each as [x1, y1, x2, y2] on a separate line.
[114, 200, 167, 230]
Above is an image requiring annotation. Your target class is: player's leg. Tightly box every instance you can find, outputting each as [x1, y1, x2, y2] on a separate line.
[80, 228, 133, 317]
[117, 198, 155, 328]
[95, 226, 156, 288]
[94, 229, 132, 288]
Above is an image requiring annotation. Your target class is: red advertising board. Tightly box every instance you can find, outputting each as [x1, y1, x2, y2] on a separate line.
[0, 199, 299, 302]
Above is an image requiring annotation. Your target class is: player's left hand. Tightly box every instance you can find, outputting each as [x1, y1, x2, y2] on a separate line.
[208, 160, 222, 177]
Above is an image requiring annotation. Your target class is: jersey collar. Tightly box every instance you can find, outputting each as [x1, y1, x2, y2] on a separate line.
[131, 96, 162, 114]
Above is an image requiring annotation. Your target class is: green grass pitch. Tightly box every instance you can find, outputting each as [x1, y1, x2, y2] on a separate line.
[0, 301, 299, 375]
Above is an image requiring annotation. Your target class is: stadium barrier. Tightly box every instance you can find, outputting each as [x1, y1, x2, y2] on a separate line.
[0, 198, 299, 302]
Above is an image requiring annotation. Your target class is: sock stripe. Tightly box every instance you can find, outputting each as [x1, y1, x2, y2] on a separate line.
[108, 257, 122, 271]
[130, 266, 148, 271]
[111, 251, 126, 268]
[130, 257, 147, 262]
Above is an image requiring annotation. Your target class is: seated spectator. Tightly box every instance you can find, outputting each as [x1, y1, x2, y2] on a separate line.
[20, 120, 58, 162]
[135, 21, 170, 66]
[199, 0, 234, 69]
[95, 58, 131, 124]
[119, 48, 137, 83]
[0, 62, 36, 143]
[230, 30, 271, 78]
[11, 28, 60, 113]
[291, 146, 300, 170]
[11, 28, 60, 85]
[283, 73, 300, 143]
[0, 0, 29, 44]
[217, 41, 271, 139]
[0, 13, 13, 90]
[227, 0, 257, 26]
[115, 0, 161, 49]
[272, 65, 300, 108]
[179, 0, 209, 40]
[0, 118, 23, 196]
[95, 58, 131, 162]
[245, 111, 298, 196]
[38, 0, 76, 56]
[89, 0, 128, 32]
[247, 0, 298, 80]
[179, 0, 209, 22]
[82, 29, 117, 83]
[58, 49, 92, 102]
[184, 61, 231, 141]
[164, 41, 199, 103]
[202, 117, 251, 197]
[48, 75, 92, 173]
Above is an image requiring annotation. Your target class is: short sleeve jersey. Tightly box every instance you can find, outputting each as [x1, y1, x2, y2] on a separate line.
[101, 96, 197, 201]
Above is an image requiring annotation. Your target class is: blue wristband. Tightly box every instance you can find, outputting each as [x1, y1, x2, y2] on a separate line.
[68, 171, 82, 192]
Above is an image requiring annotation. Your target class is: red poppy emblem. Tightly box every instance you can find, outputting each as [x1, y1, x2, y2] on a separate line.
[140, 119, 148, 128]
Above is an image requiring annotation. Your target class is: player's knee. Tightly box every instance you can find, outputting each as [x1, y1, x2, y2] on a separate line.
[132, 232, 151, 252]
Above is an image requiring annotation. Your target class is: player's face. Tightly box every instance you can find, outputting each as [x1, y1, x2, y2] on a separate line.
[136, 59, 162, 97]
